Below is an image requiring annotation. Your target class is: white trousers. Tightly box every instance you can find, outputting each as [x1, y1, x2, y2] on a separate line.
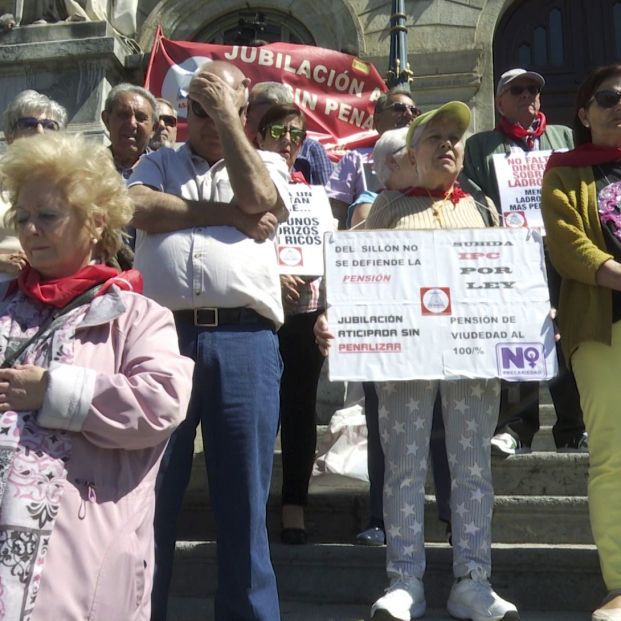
[377, 378, 500, 580]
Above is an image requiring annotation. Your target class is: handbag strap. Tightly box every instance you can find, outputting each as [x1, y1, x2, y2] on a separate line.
[1, 284, 104, 369]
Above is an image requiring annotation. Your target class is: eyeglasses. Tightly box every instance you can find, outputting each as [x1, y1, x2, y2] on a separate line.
[591, 89, 621, 109]
[268, 124, 306, 144]
[159, 114, 177, 127]
[16, 117, 60, 131]
[385, 102, 421, 117]
[508, 85, 540, 96]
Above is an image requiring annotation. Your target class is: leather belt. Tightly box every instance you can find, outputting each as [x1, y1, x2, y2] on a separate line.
[173, 307, 274, 330]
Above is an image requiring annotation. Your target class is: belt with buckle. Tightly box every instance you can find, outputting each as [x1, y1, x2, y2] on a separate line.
[173, 307, 274, 330]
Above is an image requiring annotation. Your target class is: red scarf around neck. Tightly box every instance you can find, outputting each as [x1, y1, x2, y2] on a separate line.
[16, 264, 143, 308]
[496, 111, 547, 151]
[545, 143, 621, 172]
[401, 183, 469, 205]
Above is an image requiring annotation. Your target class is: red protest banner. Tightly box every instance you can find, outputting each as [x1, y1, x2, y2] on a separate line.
[144, 27, 387, 151]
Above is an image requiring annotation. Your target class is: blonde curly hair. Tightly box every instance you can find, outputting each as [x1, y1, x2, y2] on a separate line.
[0, 132, 134, 264]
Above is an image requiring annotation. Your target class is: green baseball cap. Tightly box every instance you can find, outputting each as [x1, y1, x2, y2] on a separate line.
[406, 101, 471, 147]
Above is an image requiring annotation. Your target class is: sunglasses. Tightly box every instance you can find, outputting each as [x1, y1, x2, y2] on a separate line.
[268, 124, 306, 144]
[508, 85, 540, 96]
[159, 114, 177, 127]
[16, 116, 60, 131]
[385, 102, 421, 116]
[591, 89, 621, 109]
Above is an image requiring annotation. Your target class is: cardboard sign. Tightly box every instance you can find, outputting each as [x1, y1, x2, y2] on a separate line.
[324, 228, 557, 382]
[276, 184, 335, 275]
[492, 149, 554, 229]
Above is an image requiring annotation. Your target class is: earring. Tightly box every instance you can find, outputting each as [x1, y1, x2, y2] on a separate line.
[583, 122, 590, 128]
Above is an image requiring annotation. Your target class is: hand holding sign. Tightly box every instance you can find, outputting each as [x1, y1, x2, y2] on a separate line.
[280, 275, 306, 310]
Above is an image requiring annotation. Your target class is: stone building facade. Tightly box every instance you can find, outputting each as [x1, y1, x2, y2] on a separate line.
[1, 0, 620, 139]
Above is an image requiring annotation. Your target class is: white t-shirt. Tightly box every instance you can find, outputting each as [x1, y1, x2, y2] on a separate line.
[129, 144, 291, 328]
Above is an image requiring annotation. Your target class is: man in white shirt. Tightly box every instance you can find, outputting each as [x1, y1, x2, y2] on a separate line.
[129, 60, 290, 621]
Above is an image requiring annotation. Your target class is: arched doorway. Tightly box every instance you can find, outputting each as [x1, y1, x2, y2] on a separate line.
[196, 9, 315, 45]
[494, 0, 621, 125]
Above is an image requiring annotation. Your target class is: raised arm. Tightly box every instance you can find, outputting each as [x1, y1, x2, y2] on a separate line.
[189, 70, 286, 216]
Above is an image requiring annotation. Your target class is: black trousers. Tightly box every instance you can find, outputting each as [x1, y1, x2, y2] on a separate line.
[278, 310, 325, 506]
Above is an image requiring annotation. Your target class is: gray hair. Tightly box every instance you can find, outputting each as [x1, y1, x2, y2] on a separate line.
[104, 83, 157, 116]
[374, 85, 415, 115]
[155, 97, 176, 118]
[3, 90, 68, 142]
[249, 82, 293, 105]
[372, 127, 409, 185]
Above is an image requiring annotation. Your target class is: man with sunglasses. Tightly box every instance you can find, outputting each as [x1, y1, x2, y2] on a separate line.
[463, 68, 586, 458]
[128, 60, 290, 621]
[149, 97, 178, 151]
[326, 85, 421, 229]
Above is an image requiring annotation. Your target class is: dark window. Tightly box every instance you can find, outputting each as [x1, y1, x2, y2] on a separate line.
[196, 10, 315, 45]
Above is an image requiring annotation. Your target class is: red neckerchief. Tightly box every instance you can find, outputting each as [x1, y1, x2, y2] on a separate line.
[290, 170, 309, 184]
[545, 143, 621, 172]
[401, 183, 470, 205]
[496, 112, 548, 151]
[16, 264, 143, 308]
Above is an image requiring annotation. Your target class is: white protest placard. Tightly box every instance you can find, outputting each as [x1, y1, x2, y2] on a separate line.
[492, 149, 554, 229]
[324, 228, 557, 382]
[276, 184, 335, 276]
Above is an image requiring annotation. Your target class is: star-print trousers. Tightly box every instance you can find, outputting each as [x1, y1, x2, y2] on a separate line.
[377, 378, 500, 580]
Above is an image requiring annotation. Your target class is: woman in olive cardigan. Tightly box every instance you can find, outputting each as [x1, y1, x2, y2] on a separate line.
[541, 63, 621, 621]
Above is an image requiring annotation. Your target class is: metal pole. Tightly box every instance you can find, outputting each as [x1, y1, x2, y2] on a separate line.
[386, 0, 413, 87]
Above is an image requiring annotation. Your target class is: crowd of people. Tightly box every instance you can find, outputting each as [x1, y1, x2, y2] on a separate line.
[0, 52, 619, 621]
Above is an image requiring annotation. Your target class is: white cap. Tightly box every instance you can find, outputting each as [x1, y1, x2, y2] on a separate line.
[496, 68, 545, 97]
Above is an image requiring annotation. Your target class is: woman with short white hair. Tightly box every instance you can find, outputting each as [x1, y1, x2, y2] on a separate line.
[0, 131, 193, 620]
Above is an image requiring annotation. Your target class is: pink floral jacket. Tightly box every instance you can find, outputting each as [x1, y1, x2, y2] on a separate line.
[3, 287, 194, 620]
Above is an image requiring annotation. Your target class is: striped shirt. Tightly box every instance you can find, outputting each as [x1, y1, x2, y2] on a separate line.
[366, 190, 497, 231]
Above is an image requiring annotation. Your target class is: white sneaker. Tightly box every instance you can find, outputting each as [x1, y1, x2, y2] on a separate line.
[490, 432, 519, 457]
[593, 609, 621, 620]
[370, 576, 426, 620]
[447, 573, 519, 621]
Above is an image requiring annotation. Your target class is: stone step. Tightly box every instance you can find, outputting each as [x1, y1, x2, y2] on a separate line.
[167, 598, 592, 621]
[168, 541, 605, 612]
[178, 491, 591, 545]
[187, 450, 588, 501]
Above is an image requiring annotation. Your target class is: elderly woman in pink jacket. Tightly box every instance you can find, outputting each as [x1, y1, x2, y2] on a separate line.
[0, 131, 194, 620]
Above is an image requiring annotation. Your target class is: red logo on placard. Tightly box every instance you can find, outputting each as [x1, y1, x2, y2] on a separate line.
[503, 211, 527, 228]
[278, 246, 303, 267]
[420, 287, 452, 315]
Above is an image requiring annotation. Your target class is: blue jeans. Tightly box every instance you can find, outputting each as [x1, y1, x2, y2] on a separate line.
[151, 318, 282, 621]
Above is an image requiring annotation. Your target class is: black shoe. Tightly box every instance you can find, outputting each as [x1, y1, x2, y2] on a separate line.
[557, 432, 589, 453]
[355, 525, 386, 546]
[281, 527, 307, 545]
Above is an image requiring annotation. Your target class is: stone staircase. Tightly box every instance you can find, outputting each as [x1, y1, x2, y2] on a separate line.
[167, 389, 605, 619]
